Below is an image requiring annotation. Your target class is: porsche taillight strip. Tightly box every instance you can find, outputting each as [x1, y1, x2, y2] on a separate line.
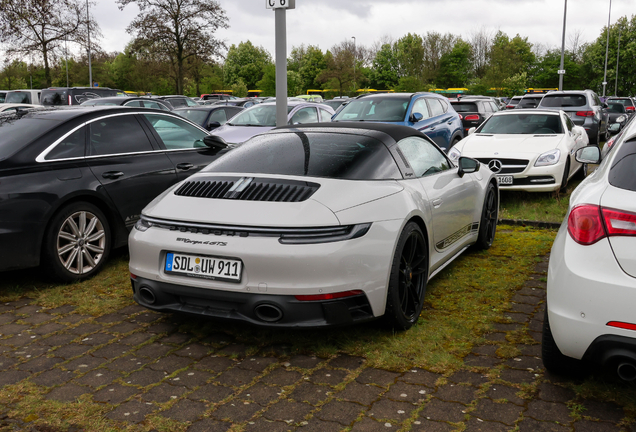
[139, 216, 371, 244]
[295, 290, 364, 301]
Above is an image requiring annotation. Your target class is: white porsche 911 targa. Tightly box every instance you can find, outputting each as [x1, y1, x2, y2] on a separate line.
[128, 123, 499, 329]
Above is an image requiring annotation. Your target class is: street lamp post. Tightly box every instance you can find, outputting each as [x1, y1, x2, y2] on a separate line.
[602, 0, 612, 97]
[614, 25, 622, 96]
[352, 36, 356, 92]
[87, 0, 92, 87]
[558, 0, 567, 91]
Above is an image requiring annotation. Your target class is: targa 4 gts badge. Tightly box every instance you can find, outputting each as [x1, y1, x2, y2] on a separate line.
[176, 238, 227, 246]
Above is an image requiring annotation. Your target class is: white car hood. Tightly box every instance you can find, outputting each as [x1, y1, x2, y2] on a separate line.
[143, 174, 404, 227]
[457, 134, 565, 157]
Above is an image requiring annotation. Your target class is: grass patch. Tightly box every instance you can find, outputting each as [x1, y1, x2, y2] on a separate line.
[0, 249, 134, 315]
[498, 178, 584, 223]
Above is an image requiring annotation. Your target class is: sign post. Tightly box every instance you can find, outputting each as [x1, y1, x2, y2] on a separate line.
[266, 0, 295, 127]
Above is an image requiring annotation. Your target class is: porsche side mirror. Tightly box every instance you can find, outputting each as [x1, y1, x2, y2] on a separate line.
[206, 121, 221, 131]
[458, 157, 480, 177]
[409, 112, 424, 123]
[575, 145, 601, 164]
[467, 127, 476, 135]
[203, 134, 228, 152]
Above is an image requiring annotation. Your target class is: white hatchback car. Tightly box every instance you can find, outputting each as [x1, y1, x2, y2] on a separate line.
[448, 109, 589, 192]
[543, 124, 636, 381]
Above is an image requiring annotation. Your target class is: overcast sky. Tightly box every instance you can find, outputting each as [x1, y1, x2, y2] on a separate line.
[94, 0, 633, 58]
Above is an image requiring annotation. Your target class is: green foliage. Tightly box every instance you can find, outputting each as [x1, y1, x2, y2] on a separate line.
[0, 60, 28, 89]
[485, 31, 536, 94]
[288, 44, 327, 92]
[369, 43, 399, 90]
[466, 78, 490, 96]
[529, 50, 581, 90]
[317, 47, 355, 96]
[502, 72, 528, 98]
[230, 78, 248, 97]
[437, 39, 473, 88]
[224, 41, 272, 90]
[395, 33, 425, 80]
[256, 64, 276, 96]
[395, 76, 421, 92]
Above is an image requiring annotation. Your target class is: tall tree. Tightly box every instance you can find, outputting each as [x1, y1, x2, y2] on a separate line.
[118, 0, 228, 95]
[437, 39, 473, 88]
[288, 44, 327, 92]
[223, 41, 272, 90]
[469, 27, 493, 78]
[317, 41, 355, 96]
[421, 32, 457, 83]
[484, 31, 536, 94]
[0, 0, 97, 87]
[369, 43, 399, 90]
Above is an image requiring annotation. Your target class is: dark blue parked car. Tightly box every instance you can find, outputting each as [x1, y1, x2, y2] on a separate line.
[331, 92, 464, 152]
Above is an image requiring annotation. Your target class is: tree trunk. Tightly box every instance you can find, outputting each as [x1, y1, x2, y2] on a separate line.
[43, 44, 52, 87]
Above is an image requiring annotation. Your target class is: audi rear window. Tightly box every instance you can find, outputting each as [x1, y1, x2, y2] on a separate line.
[203, 131, 402, 180]
[0, 115, 60, 160]
[609, 139, 636, 192]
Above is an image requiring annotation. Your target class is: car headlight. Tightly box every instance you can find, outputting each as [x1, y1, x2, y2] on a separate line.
[134, 217, 153, 232]
[534, 149, 561, 167]
[447, 147, 461, 164]
[617, 115, 627, 123]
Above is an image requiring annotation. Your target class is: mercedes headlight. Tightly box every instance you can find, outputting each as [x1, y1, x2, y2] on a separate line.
[447, 147, 461, 164]
[535, 149, 561, 167]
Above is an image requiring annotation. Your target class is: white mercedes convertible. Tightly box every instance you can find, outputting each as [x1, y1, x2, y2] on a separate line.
[128, 123, 498, 329]
[448, 109, 589, 192]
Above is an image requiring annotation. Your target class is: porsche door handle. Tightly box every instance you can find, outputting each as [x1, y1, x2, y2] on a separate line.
[102, 171, 124, 179]
[432, 198, 442, 208]
[176, 163, 194, 170]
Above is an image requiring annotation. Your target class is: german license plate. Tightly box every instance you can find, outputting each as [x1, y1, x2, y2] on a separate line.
[497, 175, 513, 185]
[165, 252, 242, 282]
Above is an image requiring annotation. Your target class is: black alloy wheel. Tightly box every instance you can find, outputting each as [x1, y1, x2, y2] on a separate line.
[475, 182, 498, 250]
[43, 202, 111, 282]
[384, 222, 428, 330]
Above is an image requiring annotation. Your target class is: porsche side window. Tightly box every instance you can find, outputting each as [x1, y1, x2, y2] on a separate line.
[46, 127, 86, 160]
[143, 114, 208, 150]
[397, 137, 450, 177]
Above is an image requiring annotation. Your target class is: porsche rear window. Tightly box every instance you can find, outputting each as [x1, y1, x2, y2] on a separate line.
[203, 131, 402, 180]
[609, 139, 636, 192]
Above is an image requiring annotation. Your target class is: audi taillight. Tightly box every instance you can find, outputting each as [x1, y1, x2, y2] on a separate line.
[602, 208, 636, 237]
[568, 204, 605, 245]
[464, 114, 480, 121]
[576, 111, 595, 117]
[568, 205, 636, 245]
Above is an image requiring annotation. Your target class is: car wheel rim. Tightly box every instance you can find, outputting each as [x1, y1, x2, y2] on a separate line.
[484, 188, 497, 244]
[398, 231, 427, 320]
[56, 211, 106, 275]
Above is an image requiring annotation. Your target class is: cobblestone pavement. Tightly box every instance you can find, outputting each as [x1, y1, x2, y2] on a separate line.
[0, 255, 634, 431]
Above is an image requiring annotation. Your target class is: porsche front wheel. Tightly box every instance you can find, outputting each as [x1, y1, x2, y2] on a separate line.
[475, 182, 498, 250]
[384, 222, 428, 330]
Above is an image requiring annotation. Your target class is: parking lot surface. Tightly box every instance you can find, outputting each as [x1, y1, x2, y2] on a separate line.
[0, 255, 634, 431]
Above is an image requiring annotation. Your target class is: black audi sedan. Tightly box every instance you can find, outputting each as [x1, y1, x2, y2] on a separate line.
[0, 106, 229, 282]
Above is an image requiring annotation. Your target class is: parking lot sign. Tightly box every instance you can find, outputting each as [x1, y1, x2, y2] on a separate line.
[266, 0, 295, 9]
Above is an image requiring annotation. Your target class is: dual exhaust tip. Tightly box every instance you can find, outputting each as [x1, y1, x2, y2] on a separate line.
[138, 286, 284, 323]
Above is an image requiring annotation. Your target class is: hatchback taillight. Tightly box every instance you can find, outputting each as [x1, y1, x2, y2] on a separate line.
[625, 106, 635, 112]
[568, 205, 636, 245]
[506, 105, 514, 109]
[568, 205, 605, 245]
[602, 208, 636, 237]
[464, 114, 480, 121]
[576, 111, 595, 117]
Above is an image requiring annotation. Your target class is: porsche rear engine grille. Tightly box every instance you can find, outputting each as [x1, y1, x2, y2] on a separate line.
[174, 177, 320, 202]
